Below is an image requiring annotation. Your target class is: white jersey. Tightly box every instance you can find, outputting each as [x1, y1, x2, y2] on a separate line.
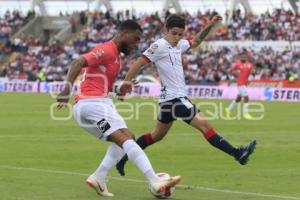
[142, 38, 191, 102]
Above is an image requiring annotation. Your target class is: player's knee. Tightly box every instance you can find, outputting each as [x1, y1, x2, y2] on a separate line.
[108, 129, 135, 147]
[121, 129, 135, 139]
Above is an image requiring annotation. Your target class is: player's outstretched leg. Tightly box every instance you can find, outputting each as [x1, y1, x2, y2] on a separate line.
[190, 113, 257, 165]
[116, 132, 154, 176]
[234, 140, 257, 165]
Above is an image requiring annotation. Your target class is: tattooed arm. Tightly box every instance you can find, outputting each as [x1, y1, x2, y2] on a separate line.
[190, 15, 222, 49]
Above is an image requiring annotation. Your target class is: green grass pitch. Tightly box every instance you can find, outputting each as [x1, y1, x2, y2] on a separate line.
[0, 93, 299, 200]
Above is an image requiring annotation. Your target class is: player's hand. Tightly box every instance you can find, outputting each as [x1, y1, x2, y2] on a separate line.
[56, 87, 71, 109]
[210, 15, 222, 26]
[117, 79, 139, 101]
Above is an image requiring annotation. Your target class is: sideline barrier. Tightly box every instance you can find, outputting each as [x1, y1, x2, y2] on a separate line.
[0, 81, 299, 102]
[208, 41, 300, 51]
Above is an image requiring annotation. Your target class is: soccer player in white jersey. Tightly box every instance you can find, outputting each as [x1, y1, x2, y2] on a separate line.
[115, 14, 257, 176]
[56, 20, 181, 197]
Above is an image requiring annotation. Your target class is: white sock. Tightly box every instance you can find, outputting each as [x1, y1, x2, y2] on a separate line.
[122, 139, 159, 183]
[228, 100, 237, 111]
[243, 103, 249, 114]
[94, 143, 124, 181]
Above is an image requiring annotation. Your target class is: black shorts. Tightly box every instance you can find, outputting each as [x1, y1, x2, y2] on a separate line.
[157, 97, 200, 124]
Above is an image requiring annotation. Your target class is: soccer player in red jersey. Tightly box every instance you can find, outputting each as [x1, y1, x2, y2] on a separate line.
[225, 52, 256, 119]
[56, 20, 181, 197]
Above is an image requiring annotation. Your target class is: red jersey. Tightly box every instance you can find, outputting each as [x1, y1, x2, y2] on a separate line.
[75, 40, 120, 102]
[230, 60, 253, 86]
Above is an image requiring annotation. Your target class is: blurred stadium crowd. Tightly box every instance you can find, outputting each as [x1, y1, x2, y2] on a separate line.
[0, 9, 299, 84]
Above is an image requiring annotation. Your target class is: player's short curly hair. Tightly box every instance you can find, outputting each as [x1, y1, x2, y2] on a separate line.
[119, 20, 143, 32]
[165, 14, 185, 29]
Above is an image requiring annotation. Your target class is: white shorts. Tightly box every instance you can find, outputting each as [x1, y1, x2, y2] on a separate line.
[73, 98, 127, 141]
[238, 86, 248, 97]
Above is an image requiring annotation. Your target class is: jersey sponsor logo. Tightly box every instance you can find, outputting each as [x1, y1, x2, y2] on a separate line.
[147, 48, 155, 54]
[160, 87, 167, 99]
[147, 43, 159, 54]
[151, 44, 158, 49]
[96, 119, 111, 137]
[98, 65, 106, 72]
[91, 49, 105, 59]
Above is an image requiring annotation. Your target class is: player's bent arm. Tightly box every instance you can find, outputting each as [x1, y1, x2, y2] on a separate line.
[190, 15, 222, 50]
[190, 24, 214, 49]
[57, 56, 87, 101]
[117, 57, 149, 96]
[65, 56, 87, 87]
[56, 56, 86, 106]
[124, 56, 149, 81]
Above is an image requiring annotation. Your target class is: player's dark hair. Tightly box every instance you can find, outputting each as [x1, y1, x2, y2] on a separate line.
[165, 14, 185, 29]
[240, 51, 248, 57]
[119, 20, 142, 32]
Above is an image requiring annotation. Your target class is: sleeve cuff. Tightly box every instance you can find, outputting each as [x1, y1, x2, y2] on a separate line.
[82, 53, 93, 67]
[141, 55, 151, 63]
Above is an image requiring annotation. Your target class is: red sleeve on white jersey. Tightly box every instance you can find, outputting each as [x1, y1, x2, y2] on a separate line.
[141, 55, 151, 63]
[82, 46, 106, 67]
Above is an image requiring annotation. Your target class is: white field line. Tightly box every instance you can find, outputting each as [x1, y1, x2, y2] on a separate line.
[0, 165, 299, 200]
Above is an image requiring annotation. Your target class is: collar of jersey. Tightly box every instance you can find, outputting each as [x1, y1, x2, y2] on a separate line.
[162, 37, 177, 49]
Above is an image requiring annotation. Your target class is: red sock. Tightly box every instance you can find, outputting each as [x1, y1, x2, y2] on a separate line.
[204, 128, 216, 140]
[135, 133, 154, 149]
[144, 133, 154, 145]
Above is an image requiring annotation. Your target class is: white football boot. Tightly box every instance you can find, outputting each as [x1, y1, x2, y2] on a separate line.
[151, 175, 181, 193]
[86, 174, 114, 197]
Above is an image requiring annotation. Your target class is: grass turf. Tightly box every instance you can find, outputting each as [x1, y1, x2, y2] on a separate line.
[0, 93, 299, 200]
